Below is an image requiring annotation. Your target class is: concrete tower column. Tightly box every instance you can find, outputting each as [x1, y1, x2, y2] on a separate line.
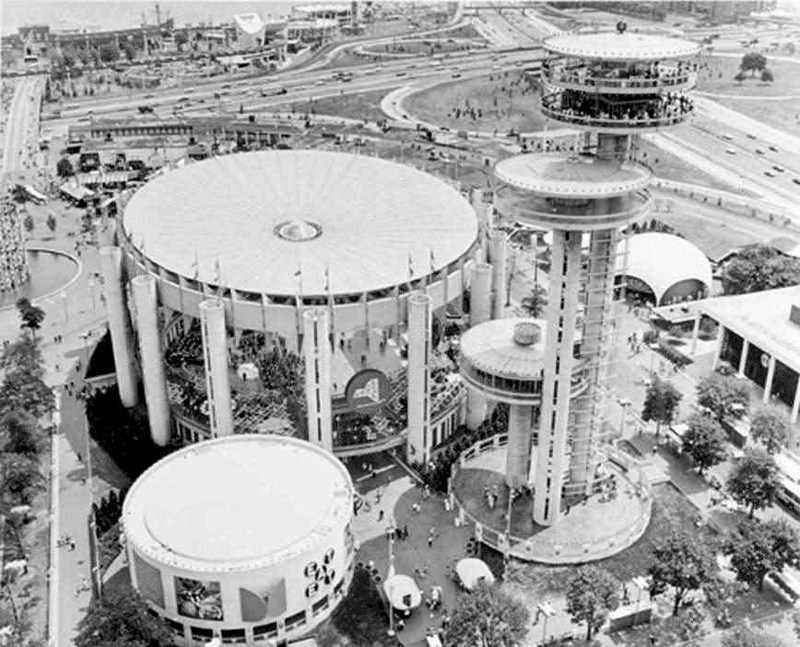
[488, 231, 507, 320]
[303, 308, 333, 452]
[467, 262, 494, 430]
[199, 299, 234, 437]
[506, 404, 532, 488]
[407, 292, 432, 465]
[533, 229, 583, 526]
[130, 275, 171, 447]
[99, 246, 138, 408]
[471, 262, 493, 327]
[569, 227, 619, 489]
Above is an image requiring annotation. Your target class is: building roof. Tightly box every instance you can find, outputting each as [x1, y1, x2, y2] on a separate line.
[543, 32, 702, 61]
[616, 232, 712, 305]
[122, 435, 353, 572]
[700, 285, 800, 374]
[234, 13, 265, 35]
[494, 154, 650, 198]
[459, 318, 547, 380]
[122, 151, 477, 297]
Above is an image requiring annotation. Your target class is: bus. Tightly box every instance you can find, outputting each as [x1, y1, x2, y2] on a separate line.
[775, 453, 800, 515]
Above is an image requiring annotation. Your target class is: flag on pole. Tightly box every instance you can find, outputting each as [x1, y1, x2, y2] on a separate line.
[295, 263, 303, 297]
[191, 251, 199, 280]
[214, 258, 221, 285]
[429, 248, 436, 273]
[407, 253, 414, 280]
[324, 265, 330, 293]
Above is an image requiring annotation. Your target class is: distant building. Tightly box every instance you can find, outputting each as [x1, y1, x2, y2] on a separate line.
[286, 18, 339, 43]
[234, 13, 266, 49]
[292, 3, 353, 26]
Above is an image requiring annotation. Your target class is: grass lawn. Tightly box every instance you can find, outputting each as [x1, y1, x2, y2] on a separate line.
[404, 71, 545, 134]
[697, 55, 800, 96]
[712, 96, 800, 139]
[362, 40, 485, 57]
[270, 89, 390, 124]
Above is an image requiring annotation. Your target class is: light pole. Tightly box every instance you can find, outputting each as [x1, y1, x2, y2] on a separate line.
[503, 485, 514, 580]
[618, 398, 631, 436]
[84, 412, 102, 598]
[386, 525, 396, 637]
[537, 601, 554, 643]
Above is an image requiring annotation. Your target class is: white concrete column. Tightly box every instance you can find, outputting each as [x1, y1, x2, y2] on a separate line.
[738, 339, 750, 377]
[99, 246, 138, 408]
[466, 388, 488, 431]
[303, 308, 333, 452]
[711, 325, 726, 371]
[533, 229, 583, 527]
[488, 231, 507, 320]
[471, 262, 493, 327]
[689, 312, 701, 355]
[407, 292, 432, 466]
[763, 355, 776, 405]
[506, 404, 532, 488]
[200, 299, 234, 438]
[131, 275, 171, 446]
[791, 378, 800, 425]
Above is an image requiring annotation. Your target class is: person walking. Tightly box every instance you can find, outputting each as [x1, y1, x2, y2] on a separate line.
[378, 509, 384, 522]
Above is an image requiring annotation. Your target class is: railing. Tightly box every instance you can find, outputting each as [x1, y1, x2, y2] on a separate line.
[541, 94, 692, 130]
[543, 67, 696, 91]
[447, 434, 653, 563]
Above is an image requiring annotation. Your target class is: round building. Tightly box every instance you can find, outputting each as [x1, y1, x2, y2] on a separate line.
[122, 434, 355, 646]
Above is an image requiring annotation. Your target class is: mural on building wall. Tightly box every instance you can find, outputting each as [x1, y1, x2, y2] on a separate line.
[175, 576, 224, 620]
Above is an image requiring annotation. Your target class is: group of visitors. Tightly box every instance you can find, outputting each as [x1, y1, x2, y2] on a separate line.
[483, 483, 500, 510]
[548, 59, 698, 88]
[553, 88, 694, 125]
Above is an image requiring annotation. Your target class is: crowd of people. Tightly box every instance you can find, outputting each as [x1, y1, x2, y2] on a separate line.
[547, 59, 698, 89]
[551, 88, 694, 125]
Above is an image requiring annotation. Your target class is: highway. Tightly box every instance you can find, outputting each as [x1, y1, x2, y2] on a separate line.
[2, 76, 45, 179]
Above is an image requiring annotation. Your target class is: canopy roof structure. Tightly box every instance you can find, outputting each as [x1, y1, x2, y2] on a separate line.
[122, 436, 353, 572]
[455, 558, 495, 591]
[615, 232, 712, 305]
[123, 151, 477, 298]
[459, 319, 547, 381]
[543, 32, 702, 61]
[383, 575, 422, 610]
[234, 13, 265, 35]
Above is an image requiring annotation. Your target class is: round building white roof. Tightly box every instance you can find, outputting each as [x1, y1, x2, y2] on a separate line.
[495, 154, 651, 198]
[616, 232, 712, 305]
[544, 32, 701, 61]
[122, 435, 353, 572]
[460, 318, 547, 380]
[122, 151, 477, 297]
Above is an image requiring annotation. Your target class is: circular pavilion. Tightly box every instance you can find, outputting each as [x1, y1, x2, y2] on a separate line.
[122, 434, 355, 647]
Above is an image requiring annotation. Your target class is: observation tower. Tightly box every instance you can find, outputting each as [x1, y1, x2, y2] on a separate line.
[493, 25, 700, 528]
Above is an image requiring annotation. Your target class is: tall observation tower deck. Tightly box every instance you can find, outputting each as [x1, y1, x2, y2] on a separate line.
[492, 25, 701, 528]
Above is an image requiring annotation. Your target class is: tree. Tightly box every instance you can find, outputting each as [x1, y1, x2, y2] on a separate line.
[749, 405, 790, 455]
[74, 584, 173, 647]
[46, 213, 57, 234]
[10, 184, 27, 203]
[0, 454, 44, 505]
[174, 31, 188, 51]
[56, 156, 74, 178]
[444, 581, 529, 647]
[565, 566, 620, 641]
[97, 44, 119, 64]
[1, 411, 41, 457]
[641, 375, 683, 434]
[682, 413, 727, 476]
[725, 518, 800, 591]
[722, 244, 800, 295]
[696, 373, 750, 423]
[722, 625, 787, 647]
[649, 530, 715, 616]
[734, 70, 747, 84]
[520, 284, 547, 318]
[740, 52, 767, 76]
[0, 365, 55, 420]
[726, 448, 779, 517]
[22, 213, 34, 234]
[122, 43, 136, 62]
[761, 68, 774, 83]
[15, 298, 45, 339]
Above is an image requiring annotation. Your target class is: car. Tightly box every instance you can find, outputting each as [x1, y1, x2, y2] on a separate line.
[746, 133, 757, 139]
[315, 79, 325, 86]
[769, 145, 779, 152]
[185, 88, 195, 94]
[725, 148, 736, 155]
[793, 178, 800, 185]
[755, 148, 765, 155]
[764, 170, 777, 177]
[492, 64, 502, 70]
[221, 84, 231, 89]
[396, 71, 407, 77]
[137, 105, 154, 114]
[773, 165, 785, 172]
[452, 72, 462, 79]
[143, 93, 155, 99]
[721, 133, 734, 140]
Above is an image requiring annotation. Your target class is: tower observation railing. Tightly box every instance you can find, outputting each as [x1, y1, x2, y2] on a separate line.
[541, 93, 693, 129]
[542, 65, 697, 91]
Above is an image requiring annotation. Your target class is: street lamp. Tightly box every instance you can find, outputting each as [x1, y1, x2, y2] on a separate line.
[617, 398, 631, 436]
[537, 601, 555, 643]
[386, 525, 396, 637]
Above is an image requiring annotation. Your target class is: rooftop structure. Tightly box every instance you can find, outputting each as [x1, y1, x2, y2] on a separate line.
[616, 232, 712, 306]
[122, 150, 476, 299]
[122, 435, 355, 646]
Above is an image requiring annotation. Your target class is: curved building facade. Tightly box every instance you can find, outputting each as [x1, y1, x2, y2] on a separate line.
[122, 435, 355, 646]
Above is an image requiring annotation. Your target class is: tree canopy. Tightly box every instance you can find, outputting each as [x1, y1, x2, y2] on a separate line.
[749, 406, 790, 455]
[0, 453, 45, 506]
[641, 374, 682, 433]
[649, 530, 716, 616]
[565, 566, 620, 641]
[56, 156, 74, 178]
[740, 52, 768, 76]
[696, 372, 750, 422]
[726, 448, 779, 517]
[15, 298, 45, 338]
[74, 584, 173, 647]
[761, 68, 774, 83]
[682, 413, 727, 476]
[725, 518, 800, 591]
[444, 581, 529, 647]
[520, 285, 548, 318]
[722, 624, 787, 647]
[97, 43, 120, 63]
[1, 411, 42, 457]
[721, 244, 800, 295]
